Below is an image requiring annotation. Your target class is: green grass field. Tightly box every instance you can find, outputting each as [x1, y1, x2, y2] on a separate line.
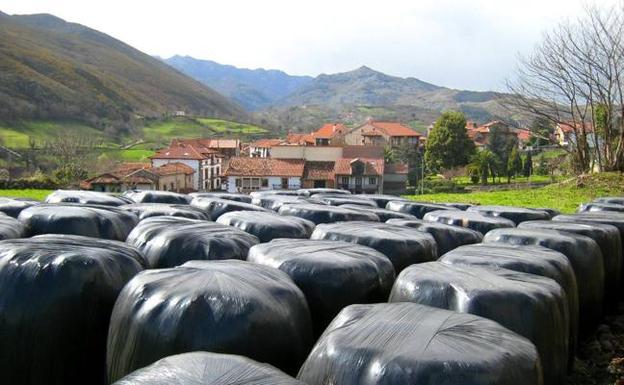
[406, 172, 624, 213]
[0, 189, 53, 201]
[142, 117, 268, 143]
[101, 149, 155, 162]
[0, 121, 105, 148]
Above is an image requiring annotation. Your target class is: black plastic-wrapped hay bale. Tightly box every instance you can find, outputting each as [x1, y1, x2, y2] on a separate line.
[519, 220, 622, 308]
[252, 194, 310, 211]
[386, 218, 483, 254]
[106, 260, 313, 381]
[297, 188, 350, 196]
[578, 202, 624, 213]
[248, 239, 395, 336]
[190, 196, 270, 220]
[423, 209, 516, 234]
[484, 228, 604, 332]
[217, 211, 315, 242]
[309, 194, 378, 207]
[357, 194, 408, 208]
[389, 262, 568, 385]
[385, 200, 458, 219]
[467, 205, 551, 225]
[297, 302, 543, 385]
[0, 213, 25, 240]
[112, 352, 305, 385]
[442, 202, 473, 210]
[120, 203, 208, 221]
[45, 189, 129, 206]
[189, 192, 252, 203]
[0, 235, 145, 385]
[311, 221, 437, 272]
[126, 216, 258, 268]
[250, 190, 305, 199]
[340, 204, 417, 221]
[536, 207, 561, 219]
[594, 197, 624, 205]
[278, 203, 379, 224]
[440, 243, 579, 367]
[0, 197, 39, 218]
[123, 190, 191, 204]
[18, 203, 138, 240]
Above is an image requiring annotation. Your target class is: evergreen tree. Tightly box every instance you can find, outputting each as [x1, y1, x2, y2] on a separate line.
[425, 111, 475, 173]
[507, 147, 523, 181]
[523, 151, 533, 177]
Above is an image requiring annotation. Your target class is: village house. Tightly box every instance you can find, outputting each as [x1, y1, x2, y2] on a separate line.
[223, 157, 305, 193]
[344, 120, 422, 148]
[555, 122, 596, 148]
[334, 158, 384, 193]
[310, 123, 349, 146]
[82, 162, 194, 193]
[466, 120, 518, 148]
[248, 138, 284, 158]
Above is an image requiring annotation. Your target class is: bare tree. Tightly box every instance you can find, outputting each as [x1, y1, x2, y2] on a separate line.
[505, 3, 624, 172]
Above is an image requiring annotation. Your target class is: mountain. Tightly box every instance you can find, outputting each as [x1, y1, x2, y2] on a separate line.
[164, 55, 312, 111]
[0, 13, 246, 130]
[166, 57, 515, 131]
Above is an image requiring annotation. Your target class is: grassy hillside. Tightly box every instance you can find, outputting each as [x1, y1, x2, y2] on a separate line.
[408, 173, 624, 213]
[0, 12, 246, 128]
[142, 117, 268, 145]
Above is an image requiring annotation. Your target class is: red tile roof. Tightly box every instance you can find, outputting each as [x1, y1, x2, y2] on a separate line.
[250, 139, 283, 148]
[303, 161, 335, 180]
[558, 122, 594, 134]
[224, 157, 305, 177]
[313, 123, 348, 139]
[368, 121, 420, 137]
[286, 133, 315, 145]
[151, 144, 207, 160]
[152, 162, 194, 176]
[384, 162, 408, 174]
[334, 158, 384, 176]
[171, 138, 240, 149]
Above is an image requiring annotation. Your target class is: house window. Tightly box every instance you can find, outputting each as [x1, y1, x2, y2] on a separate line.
[251, 178, 260, 189]
[235, 178, 242, 187]
[369, 177, 376, 185]
[242, 178, 251, 189]
[281, 178, 288, 189]
[261, 178, 268, 187]
[170, 182, 174, 190]
[341, 176, 349, 185]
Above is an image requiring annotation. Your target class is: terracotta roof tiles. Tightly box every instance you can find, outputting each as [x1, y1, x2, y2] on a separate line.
[224, 157, 305, 177]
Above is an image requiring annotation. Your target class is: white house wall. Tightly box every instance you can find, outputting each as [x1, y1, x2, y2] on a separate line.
[270, 146, 343, 161]
[151, 158, 201, 190]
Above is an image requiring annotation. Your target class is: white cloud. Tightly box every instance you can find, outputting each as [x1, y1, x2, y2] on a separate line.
[0, 0, 618, 90]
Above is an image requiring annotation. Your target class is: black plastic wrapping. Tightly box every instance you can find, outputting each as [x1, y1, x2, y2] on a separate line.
[126, 216, 259, 268]
[389, 262, 567, 385]
[311, 221, 437, 272]
[252, 195, 312, 211]
[357, 194, 409, 208]
[440, 243, 579, 366]
[250, 190, 305, 199]
[120, 203, 208, 221]
[45, 189, 129, 206]
[578, 202, 624, 213]
[536, 208, 561, 219]
[189, 192, 253, 203]
[386, 218, 483, 254]
[594, 197, 624, 205]
[190, 196, 270, 220]
[0, 235, 145, 385]
[216, 211, 315, 242]
[18, 203, 139, 240]
[297, 302, 543, 385]
[0, 214, 25, 240]
[340, 204, 417, 221]
[309, 194, 379, 207]
[519, 220, 622, 308]
[113, 352, 305, 385]
[385, 200, 458, 218]
[248, 239, 395, 336]
[484, 228, 604, 332]
[106, 260, 313, 381]
[0, 197, 39, 218]
[297, 188, 350, 196]
[442, 202, 473, 210]
[278, 203, 379, 224]
[423, 209, 516, 234]
[123, 190, 191, 204]
[467, 205, 551, 225]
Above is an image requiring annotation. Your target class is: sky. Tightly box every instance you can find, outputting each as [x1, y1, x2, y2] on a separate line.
[0, 0, 618, 91]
